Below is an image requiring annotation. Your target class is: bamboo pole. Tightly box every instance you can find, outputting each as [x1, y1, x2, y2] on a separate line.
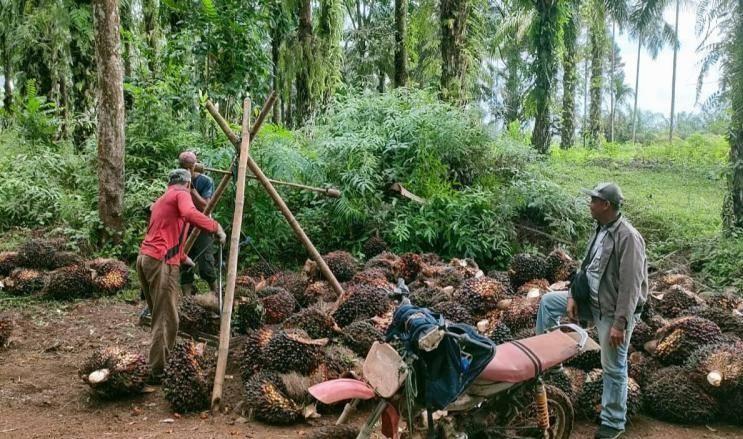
[211, 98, 252, 412]
[204, 101, 346, 304]
[182, 92, 276, 254]
[199, 165, 341, 198]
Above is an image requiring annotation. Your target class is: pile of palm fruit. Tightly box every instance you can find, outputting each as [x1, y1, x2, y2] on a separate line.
[0, 239, 129, 300]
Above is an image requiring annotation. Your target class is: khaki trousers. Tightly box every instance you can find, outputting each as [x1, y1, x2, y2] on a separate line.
[136, 254, 180, 375]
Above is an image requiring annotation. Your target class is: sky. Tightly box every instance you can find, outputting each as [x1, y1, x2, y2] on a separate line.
[615, 2, 722, 115]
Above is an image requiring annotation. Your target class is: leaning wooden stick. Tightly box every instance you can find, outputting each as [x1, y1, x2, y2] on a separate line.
[211, 98, 251, 412]
[199, 165, 341, 198]
[204, 101, 346, 304]
[182, 92, 276, 254]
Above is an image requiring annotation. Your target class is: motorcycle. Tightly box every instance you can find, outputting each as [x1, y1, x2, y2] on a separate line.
[309, 280, 589, 439]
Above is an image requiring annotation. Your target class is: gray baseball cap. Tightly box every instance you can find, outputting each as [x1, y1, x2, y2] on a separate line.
[168, 168, 192, 186]
[581, 182, 624, 206]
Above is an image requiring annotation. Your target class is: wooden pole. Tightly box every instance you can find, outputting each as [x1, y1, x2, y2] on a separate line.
[200, 166, 341, 198]
[183, 92, 276, 254]
[211, 98, 252, 412]
[204, 101, 346, 303]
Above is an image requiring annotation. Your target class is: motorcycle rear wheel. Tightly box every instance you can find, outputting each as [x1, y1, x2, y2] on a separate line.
[497, 384, 574, 439]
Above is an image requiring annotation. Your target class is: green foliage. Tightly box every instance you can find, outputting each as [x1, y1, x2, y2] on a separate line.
[690, 233, 743, 290]
[10, 80, 60, 147]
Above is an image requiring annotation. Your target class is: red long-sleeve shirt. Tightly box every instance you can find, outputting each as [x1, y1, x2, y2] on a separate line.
[140, 186, 218, 265]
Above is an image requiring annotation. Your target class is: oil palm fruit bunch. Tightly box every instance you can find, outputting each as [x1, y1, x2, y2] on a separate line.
[5, 269, 46, 296]
[630, 320, 655, 352]
[244, 260, 276, 278]
[543, 368, 575, 401]
[79, 347, 148, 398]
[500, 297, 540, 332]
[656, 285, 704, 318]
[545, 248, 577, 283]
[363, 252, 401, 282]
[681, 306, 743, 339]
[283, 308, 338, 340]
[484, 319, 513, 345]
[508, 253, 549, 289]
[50, 251, 84, 269]
[628, 351, 660, 387]
[321, 251, 359, 282]
[261, 290, 299, 324]
[88, 259, 129, 294]
[163, 340, 215, 413]
[340, 320, 383, 357]
[269, 271, 309, 306]
[44, 265, 95, 300]
[16, 239, 58, 270]
[704, 292, 743, 312]
[432, 301, 473, 325]
[576, 369, 642, 421]
[398, 253, 423, 283]
[653, 316, 723, 365]
[351, 269, 394, 290]
[332, 285, 390, 327]
[0, 315, 13, 347]
[179, 295, 218, 334]
[487, 271, 514, 296]
[305, 281, 336, 303]
[263, 329, 325, 374]
[565, 344, 602, 372]
[240, 328, 274, 380]
[243, 371, 304, 425]
[0, 251, 19, 276]
[233, 296, 265, 334]
[454, 277, 507, 315]
[410, 286, 449, 309]
[516, 279, 551, 296]
[642, 366, 717, 424]
[363, 234, 388, 259]
[686, 340, 743, 398]
[307, 425, 360, 439]
[655, 273, 695, 292]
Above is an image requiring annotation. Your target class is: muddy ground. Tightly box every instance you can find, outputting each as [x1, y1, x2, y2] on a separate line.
[1, 299, 741, 439]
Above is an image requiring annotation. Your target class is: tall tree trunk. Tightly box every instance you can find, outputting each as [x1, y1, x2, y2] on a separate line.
[632, 36, 641, 144]
[609, 20, 616, 143]
[271, 26, 282, 124]
[93, 0, 126, 240]
[318, 0, 342, 102]
[295, 0, 313, 124]
[2, 50, 12, 111]
[143, 0, 159, 75]
[728, 0, 743, 231]
[588, 6, 606, 148]
[440, 0, 469, 103]
[394, 0, 408, 87]
[561, 8, 578, 150]
[504, 43, 521, 125]
[378, 69, 385, 92]
[583, 55, 589, 147]
[669, 0, 680, 143]
[532, 0, 560, 154]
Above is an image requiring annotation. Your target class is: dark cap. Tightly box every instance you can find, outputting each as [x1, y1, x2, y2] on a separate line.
[581, 182, 624, 206]
[168, 168, 192, 186]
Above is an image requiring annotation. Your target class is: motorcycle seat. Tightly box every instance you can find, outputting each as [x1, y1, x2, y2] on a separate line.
[477, 329, 583, 383]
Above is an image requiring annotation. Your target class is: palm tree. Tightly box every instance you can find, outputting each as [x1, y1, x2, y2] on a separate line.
[561, 2, 580, 149]
[529, 0, 565, 154]
[628, 0, 676, 144]
[696, 0, 743, 230]
[669, 0, 681, 142]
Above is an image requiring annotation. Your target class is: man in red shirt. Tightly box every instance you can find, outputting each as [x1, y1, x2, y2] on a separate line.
[137, 169, 226, 381]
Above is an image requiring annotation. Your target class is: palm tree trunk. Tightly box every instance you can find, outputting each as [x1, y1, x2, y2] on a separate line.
[588, 7, 605, 148]
[296, 0, 313, 124]
[728, 0, 743, 230]
[394, 0, 408, 87]
[561, 9, 579, 149]
[632, 36, 642, 144]
[610, 20, 616, 143]
[2, 47, 12, 111]
[669, 0, 680, 143]
[93, 0, 126, 241]
[440, 0, 468, 102]
[143, 0, 159, 75]
[531, 0, 560, 154]
[583, 56, 589, 147]
[271, 26, 282, 124]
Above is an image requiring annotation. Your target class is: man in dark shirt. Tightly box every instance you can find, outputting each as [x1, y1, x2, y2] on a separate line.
[177, 151, 218, 297]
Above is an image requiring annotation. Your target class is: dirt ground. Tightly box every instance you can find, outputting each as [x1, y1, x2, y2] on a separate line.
[1, 299, 742, 439]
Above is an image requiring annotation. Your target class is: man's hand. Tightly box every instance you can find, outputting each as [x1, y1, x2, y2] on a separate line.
[216, 224, 227, 245]
[609, 327, 625, 347]
[183, 256, 196, 268]
[566, 297, 578, 321]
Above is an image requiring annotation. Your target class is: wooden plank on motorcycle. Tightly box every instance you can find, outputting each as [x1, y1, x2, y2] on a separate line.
[363, 341, 408, 398]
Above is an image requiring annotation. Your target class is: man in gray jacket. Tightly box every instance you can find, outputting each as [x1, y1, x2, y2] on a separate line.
[536, 182, 648, 439]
